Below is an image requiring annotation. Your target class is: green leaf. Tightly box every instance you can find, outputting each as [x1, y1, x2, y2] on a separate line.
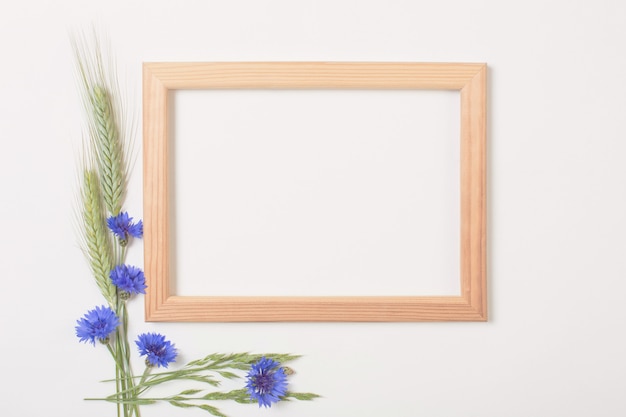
[197, 404, 229, 417]
[178, 375, 220, 386]
[285, 391, 322, 401]
[216, 370, 239, 379]
[178, 389, 204, 396]
[104, 398, 157, 406]
[169, 400, 193, 408]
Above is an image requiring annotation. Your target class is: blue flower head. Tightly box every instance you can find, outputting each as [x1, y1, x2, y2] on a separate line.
[75, 305, 119, 345]
[246, 357, 288, 408]
[136, 333, 177, 368]
[110, 264, 147, 299]
[107, 212, 143, 246]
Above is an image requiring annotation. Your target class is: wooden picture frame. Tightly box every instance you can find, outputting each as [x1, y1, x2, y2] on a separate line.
[143, 62, 487, 322]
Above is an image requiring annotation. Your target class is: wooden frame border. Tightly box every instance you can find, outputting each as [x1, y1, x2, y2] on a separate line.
[143, 62, 487, 322]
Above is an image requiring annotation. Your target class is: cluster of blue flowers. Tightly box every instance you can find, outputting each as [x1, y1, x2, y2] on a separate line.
[75, 212, 177, 368]
[75, 212, 289, 406]
[75, 306, 178, 368]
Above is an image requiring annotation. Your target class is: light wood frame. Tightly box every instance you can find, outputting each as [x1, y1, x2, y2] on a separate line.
[143, 62, 487, 322]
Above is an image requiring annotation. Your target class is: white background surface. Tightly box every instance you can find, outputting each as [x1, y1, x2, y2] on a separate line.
[1, 1, 625, 416]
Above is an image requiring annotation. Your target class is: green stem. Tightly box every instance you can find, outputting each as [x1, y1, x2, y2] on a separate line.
[115, 328, 129, 417]
[111, 226, 131, 416]
[139, 366, 151, 387]
[114, 348, 121, 417]
[117, 300, 140, 417]
[105, 343, 128, 373]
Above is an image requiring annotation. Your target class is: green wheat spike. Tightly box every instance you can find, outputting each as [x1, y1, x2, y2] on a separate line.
[91, 85, 124, 215]
[72, 33, 128, 217]
[81, 168, 116, 305]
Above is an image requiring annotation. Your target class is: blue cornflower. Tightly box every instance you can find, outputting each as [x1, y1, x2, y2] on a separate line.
[246, 357, 288, 408]
[107, 212, 143, 245]
[109, 264, 147, 299]
[75, 305, 119, 345]
[135, 333, 177, 368]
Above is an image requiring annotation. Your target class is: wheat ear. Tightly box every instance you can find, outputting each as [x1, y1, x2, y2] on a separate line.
[72, 32, 127, 216]
[81, 168, 116, 306]
[91, 84, 124, 215]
